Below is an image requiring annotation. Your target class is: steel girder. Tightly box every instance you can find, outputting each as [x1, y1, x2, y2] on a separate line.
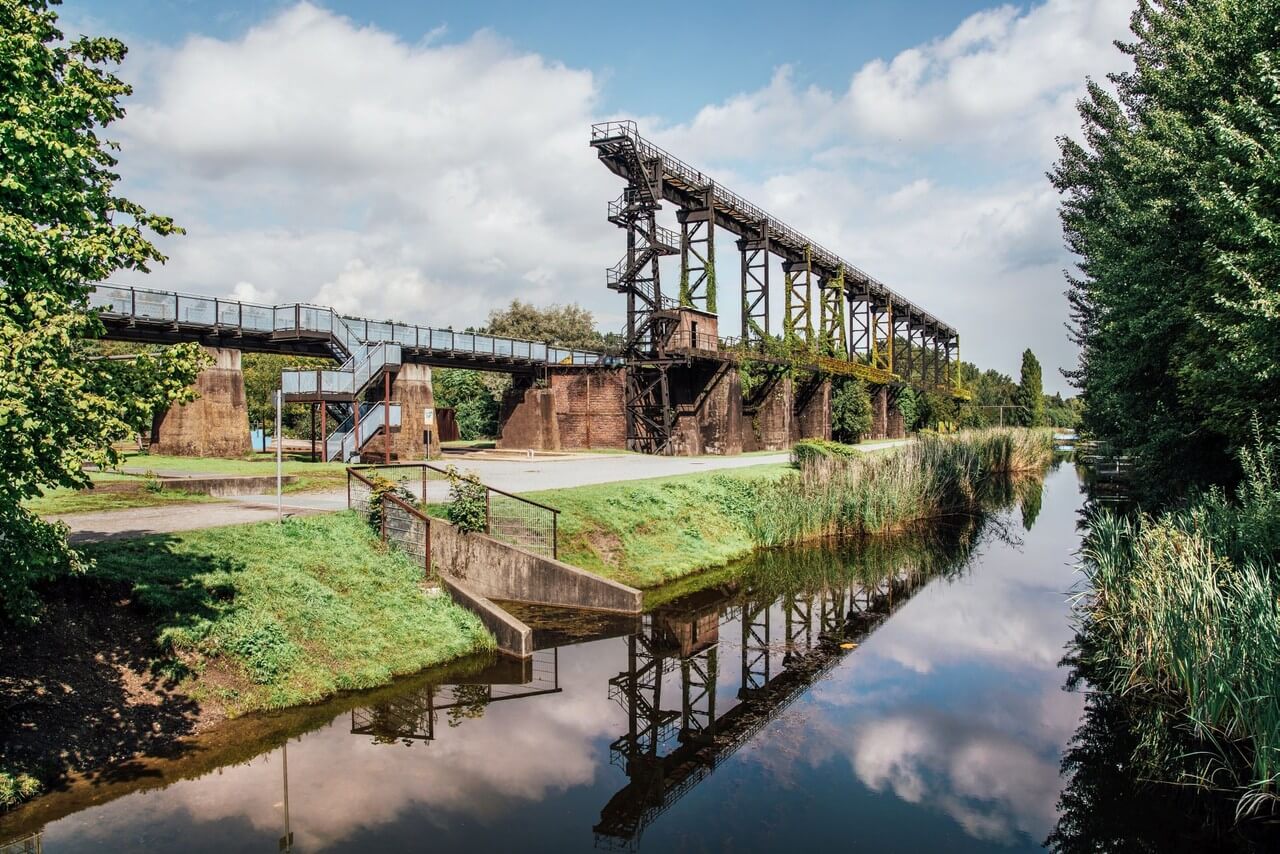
[738, 223, 770, 342]
[783, 245, 814, 346]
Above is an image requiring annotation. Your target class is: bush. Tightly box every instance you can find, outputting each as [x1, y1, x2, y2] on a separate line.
[446, 466, 488, 533]
[366, 474, 417, 533]
[791, 439, 857, 465]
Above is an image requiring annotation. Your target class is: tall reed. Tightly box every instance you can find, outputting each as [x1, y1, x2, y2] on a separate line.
[1077, 418, 1280, 818]
[745, 428, 1053, 547]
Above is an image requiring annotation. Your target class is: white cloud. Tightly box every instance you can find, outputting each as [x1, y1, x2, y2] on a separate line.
[113, 2, 618, 331]
[105, 0, 1132, 390]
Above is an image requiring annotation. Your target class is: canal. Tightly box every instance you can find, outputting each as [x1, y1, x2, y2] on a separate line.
[1, 463, 1157, 851]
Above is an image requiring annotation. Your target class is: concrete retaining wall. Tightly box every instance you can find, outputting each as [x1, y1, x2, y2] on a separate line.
[430, 520, 643, 614]
[439, 575, 533, 658]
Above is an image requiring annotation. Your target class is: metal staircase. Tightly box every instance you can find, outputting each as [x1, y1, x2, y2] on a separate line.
[281, 340, 404, 462]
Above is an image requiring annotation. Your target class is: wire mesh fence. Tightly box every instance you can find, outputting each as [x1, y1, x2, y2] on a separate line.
[347, 463, 559, 561]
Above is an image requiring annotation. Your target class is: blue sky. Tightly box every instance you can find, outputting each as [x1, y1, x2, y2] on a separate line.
[62, 0, 1136, 392]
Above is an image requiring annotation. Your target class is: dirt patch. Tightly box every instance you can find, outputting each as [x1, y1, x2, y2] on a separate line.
[0, 581, 224, 797]
[585, 528, 624, 568]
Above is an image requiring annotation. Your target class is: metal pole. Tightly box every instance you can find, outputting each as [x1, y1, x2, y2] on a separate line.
[320, 401, 327, 462]
[276, 389, 283, 522]
[384, 371, 391, 463]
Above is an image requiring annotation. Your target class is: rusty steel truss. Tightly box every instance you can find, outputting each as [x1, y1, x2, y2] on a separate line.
[591, 121, 964, 452]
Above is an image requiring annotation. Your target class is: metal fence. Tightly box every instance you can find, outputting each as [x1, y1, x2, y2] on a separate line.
[347, 463, 559, 560]
[348, 467, 432, 573]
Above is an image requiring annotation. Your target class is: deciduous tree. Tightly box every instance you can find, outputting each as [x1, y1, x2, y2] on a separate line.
[1, 1, 206, 622]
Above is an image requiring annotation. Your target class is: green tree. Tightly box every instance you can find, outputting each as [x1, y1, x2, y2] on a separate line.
[831, 377, 873, 442]
[433, 368, 499, 439]
[0, 1, 206, 622]
[896, 386, 920, 432]
[242, 353, 329, 439]
[1014, 349, 1045, 427]
[484, 300, 606, 350]
[1051, 0, 1280, 497]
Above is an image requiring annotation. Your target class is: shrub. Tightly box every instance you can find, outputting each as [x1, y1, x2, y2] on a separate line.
[445, 466, 488, 533]
[791, 439, 857, 465]
[366, 474, 416, 533]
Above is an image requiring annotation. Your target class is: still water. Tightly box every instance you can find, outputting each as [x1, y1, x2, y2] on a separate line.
[8, 465, 1097, 852]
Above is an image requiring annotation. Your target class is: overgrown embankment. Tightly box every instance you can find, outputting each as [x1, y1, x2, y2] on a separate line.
[1076, 422, 1280, 819]
[524, 429, 1053, 589]
[748, 429, 1055, 547]
[1, 512, 492, 810]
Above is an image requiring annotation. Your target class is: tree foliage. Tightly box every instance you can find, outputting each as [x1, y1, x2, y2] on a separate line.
[0, 1, 206, 622]
[484, 299, 606, 350]
[1051, 0, 1280, 497]
[1015, 349, 1045, 427]
[830, 377, 873, 442]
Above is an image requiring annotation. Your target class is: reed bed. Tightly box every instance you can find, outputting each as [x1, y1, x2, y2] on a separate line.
[746, 428, 1054, 547]
[1077, 420, 1280, 818]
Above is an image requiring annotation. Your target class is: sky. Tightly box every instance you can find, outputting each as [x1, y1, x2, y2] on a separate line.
[62, 0, 1137, 394]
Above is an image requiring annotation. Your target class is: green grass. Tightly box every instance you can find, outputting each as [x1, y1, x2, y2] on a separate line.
[84, 512, 493, 715]
[25, 487, 217, 516]
[100, 451, 350, 493]
[520, 463, 792, 588]
[0, 768, 41, 810]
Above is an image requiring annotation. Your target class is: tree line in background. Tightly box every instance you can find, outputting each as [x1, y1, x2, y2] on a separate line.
[1052, 0, 1280, 499]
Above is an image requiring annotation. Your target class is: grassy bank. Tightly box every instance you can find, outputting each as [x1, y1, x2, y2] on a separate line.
[1077, 423, 1280, 818]
[514, 430, 1050, 589]
[747, 429, 1055, 547]
[84, 513, 493, 714]
[522, 463, 791, 588]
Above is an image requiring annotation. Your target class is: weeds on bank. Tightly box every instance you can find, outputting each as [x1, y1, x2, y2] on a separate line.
[1077, 418, 1280, 819]
[748, 429, 1055, 547]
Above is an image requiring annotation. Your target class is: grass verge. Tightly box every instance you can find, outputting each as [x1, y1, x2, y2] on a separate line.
[519, 463, 792, 588]
[25, 487, 217, 516]
[84, 512, 493, 716]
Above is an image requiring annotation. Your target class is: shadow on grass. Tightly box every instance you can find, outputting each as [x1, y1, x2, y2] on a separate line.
[0, 534, 247, 797]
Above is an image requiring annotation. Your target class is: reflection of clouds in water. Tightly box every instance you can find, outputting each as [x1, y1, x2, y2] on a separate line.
[849, 710, 1067, 843]
[55, 641, 626, 851]
[738, 487, 1085, 845]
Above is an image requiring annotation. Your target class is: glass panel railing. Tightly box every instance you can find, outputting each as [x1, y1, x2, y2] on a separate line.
[217, 301, 239, 326]
[494, 337, 513, 356]
[242, 304, 273, 332]
[274, 306, 296, 332]
[298, 306, 329, 333]
[365, 321, 394, 343]
[134, 289, 177, 321]
[392, 324, 415, 346]
[177, 295, 217, 325]
[90, 285, 132, 314]
[321, 371, 353, 395]
[532, 343, 547, 361]
[474, 335, 495, 354]
[455, 332, 476, 353]
[430, 329, 452, 350]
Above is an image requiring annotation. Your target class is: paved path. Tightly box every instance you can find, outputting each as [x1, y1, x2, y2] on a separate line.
[57, 502, 326, 545]
[59, 440, 911, 541]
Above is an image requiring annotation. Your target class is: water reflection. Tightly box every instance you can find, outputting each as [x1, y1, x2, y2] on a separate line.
[4, 466, 1125, 853]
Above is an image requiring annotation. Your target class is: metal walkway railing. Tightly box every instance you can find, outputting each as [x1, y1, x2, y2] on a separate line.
[89, 284, 620, 368]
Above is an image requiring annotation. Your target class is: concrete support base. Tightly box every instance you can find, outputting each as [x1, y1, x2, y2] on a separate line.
[498, 369, 627, 452]
[389, 363, 441, 461]
[150, 346, 251, 458]
[793, 378, 832, 442]
[870, 385, 889, 440]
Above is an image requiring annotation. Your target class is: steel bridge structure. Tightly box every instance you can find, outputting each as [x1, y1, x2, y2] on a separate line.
[591, 121, 964, 453]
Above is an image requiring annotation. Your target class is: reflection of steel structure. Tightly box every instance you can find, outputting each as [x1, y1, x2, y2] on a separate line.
[595, 568, 929, 850]
[350, 649, 560, 744]
[0, 832, 41, 854]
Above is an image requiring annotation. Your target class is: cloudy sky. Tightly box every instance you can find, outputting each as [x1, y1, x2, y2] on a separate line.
[64, 0, 1136, 394]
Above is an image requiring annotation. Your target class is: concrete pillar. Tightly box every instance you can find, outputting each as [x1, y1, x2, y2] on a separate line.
[886, 389, 906, 439]
[390, 363, 442, 461]
[498, 384, 562, 451]
[741, 374, 793, 452]
[150, 346, 251, 458]
[794, 379, 832, 441]
[870, 385, 889, 439]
